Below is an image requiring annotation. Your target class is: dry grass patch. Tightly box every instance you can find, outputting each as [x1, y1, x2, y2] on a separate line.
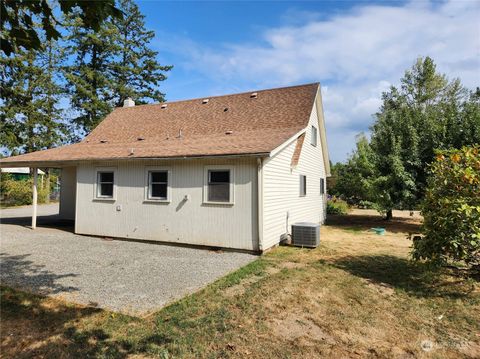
[1, 210, 479, 358]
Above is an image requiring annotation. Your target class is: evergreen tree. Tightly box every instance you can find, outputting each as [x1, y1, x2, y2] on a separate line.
[64, 1, 172, 133]
[111, 0, 172, 107]
[1, 0, 121, 56]
[0, 39, 66, 155]
[64, 15, 120, 134]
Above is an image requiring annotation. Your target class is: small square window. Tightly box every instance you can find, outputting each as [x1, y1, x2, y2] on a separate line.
[208, 170, 230, 202]
[300, 175, 307, 197]
[97, 171, 114, 198]
[311, 126, 318, 146]
[148, 171, 168, 200]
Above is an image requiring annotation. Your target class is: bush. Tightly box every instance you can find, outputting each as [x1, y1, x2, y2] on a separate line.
[327, 196, 349, 215]
[1, 176, 48, 206]
[412, 146, 480, 268]
[357, 200, 375, 209]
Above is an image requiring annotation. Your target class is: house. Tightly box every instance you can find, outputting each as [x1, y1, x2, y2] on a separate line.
[0, 83, 330, 252]
[1, 167, 45, 181]
[0, 168, 47, 204]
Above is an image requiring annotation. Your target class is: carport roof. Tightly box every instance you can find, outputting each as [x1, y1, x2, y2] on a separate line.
[0, 83, 320, 167]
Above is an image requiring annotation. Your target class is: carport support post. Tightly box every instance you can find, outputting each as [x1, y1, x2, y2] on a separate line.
[32, 167, 38, 229]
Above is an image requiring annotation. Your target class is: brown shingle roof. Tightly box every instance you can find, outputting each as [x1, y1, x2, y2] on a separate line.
[1, 83, 319, 165]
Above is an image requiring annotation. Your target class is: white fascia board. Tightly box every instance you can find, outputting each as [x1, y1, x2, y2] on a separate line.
[268, 128, 307, 159]
[314, 85, 331, 176]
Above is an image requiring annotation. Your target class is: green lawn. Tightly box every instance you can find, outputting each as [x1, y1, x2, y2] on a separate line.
[1, 212, 479, 358]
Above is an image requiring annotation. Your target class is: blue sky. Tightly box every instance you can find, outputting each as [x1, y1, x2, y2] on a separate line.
[137, 0, 479, 162]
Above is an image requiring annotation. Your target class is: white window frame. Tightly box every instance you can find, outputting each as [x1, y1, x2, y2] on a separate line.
[311, 125, 318, 146]
[93, 167, 117, 201]
[144, 166, 171, 202]
[203, 165, 235, 205]
[300, 174, 307, 197]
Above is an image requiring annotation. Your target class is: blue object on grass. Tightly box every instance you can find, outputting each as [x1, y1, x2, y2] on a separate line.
[371, 227, 386, 235]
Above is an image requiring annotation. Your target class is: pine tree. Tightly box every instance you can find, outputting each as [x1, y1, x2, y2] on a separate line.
[64, 15, 119, 134]
[0, 39, 66, 155]
[111, 0, 172, 107]
[64, 1, 172, 133]
[1, 0, 121, 56]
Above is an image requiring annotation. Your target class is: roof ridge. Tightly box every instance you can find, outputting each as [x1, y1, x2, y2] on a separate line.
[115, 82, 320, 109]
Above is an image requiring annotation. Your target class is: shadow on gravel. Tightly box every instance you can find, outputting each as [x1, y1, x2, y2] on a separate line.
[0, 253, 79, 294]
[0, 215, 74, 232]
[331, 254, 474, 299]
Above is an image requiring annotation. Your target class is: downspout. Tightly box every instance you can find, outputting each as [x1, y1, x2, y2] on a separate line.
[257, 157, 264, 252]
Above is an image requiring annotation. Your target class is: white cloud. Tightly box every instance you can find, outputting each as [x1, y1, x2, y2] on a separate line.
[158, 0, 480, 162]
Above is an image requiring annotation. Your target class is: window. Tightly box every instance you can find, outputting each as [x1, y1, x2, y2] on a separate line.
[320, 178, 325, 195]
[311, 125, 318, 146]
[208, 170, 230, 202]
[144, 167, 171, 202]
[148, 171, 168, 200]
[97, 171, 114, 198]
[204, 166, 234, 204]
[300, 175, 307, 196]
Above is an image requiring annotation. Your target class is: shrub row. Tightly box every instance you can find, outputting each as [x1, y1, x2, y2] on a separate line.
[326, 196, 349, 215]
[1, 175, 49, 206]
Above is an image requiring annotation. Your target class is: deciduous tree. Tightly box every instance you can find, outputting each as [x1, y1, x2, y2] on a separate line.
[368, 57, 480, 218]
[412, 146, 480, 269]
[330, 133, 376, 204]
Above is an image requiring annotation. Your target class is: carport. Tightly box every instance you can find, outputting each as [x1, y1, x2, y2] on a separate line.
[0, 160, 77, 229]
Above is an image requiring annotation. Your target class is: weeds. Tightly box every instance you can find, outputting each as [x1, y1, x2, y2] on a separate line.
[1, 211, 479, 358]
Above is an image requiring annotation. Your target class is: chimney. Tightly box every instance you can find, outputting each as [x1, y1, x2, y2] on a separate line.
[123, 97, 135, 107]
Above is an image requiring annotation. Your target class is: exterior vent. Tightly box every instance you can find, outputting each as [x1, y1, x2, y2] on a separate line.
[202, 98, 209, 104]
[225, 130, 233, 135]
[250, 92, 257, 98]
[100, 140, 108, 143]
[161, 104, 167, 109]
[123, 98, 135, 107]
[291, 222, 320, 248]
[137, 137, 145, 141]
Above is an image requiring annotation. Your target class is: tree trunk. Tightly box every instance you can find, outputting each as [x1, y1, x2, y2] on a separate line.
[385, 209, 393, 220]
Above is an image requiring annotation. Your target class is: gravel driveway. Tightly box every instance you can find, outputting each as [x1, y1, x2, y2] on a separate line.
[0, 204, 256, 315]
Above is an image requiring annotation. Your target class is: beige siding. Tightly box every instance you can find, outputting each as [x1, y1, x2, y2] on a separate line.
[59, 166, 76, 220]
[75, 157, 258, 251]
[262, 98, 327, 250]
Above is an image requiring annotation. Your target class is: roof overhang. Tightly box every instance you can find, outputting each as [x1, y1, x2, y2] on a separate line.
[0, 152, 271, 168]
[266, 85, 331, 176]
[1, 167, 46, 174]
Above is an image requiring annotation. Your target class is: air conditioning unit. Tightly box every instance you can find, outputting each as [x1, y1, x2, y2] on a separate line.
[291, 222, 320, 248]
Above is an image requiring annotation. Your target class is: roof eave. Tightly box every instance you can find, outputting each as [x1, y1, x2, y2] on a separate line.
[0, 152, 271, 168]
